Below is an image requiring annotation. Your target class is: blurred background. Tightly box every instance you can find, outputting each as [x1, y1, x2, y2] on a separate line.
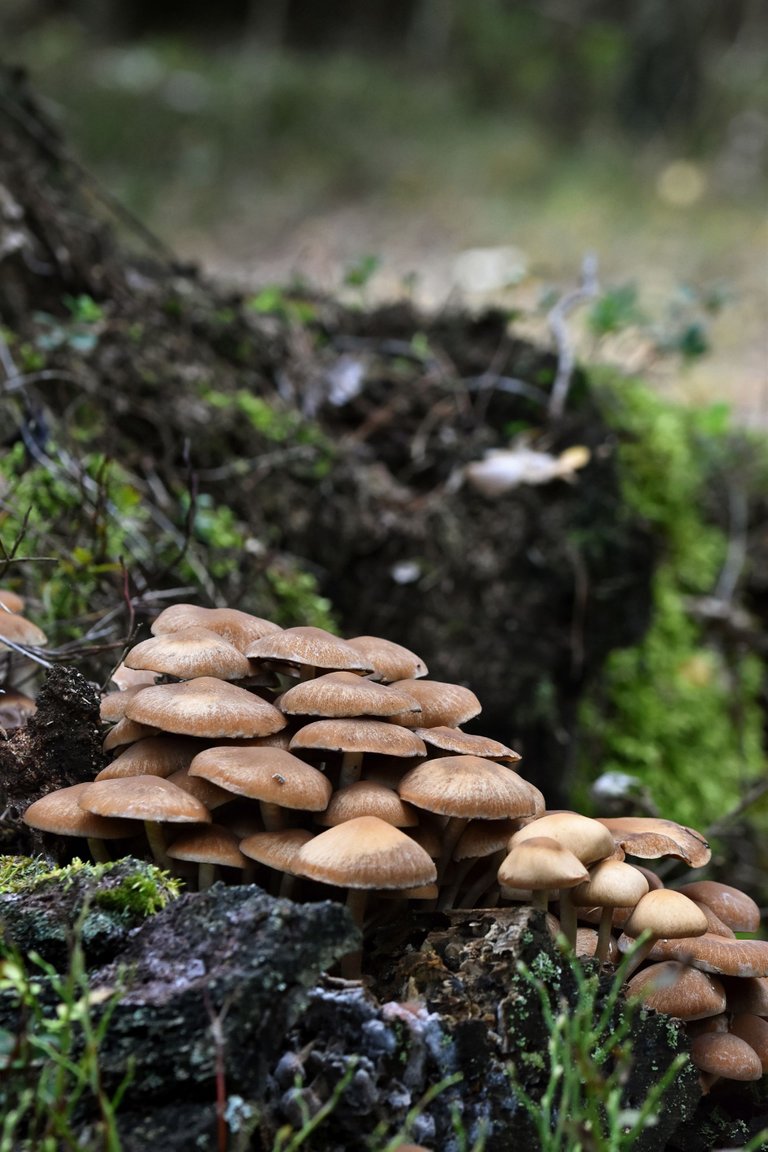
[1, 0, 766, 419]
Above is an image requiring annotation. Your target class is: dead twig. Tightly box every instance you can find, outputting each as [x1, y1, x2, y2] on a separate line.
[547, 254, 600, 421]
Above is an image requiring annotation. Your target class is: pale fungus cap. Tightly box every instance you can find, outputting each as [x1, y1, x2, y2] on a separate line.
[0, 612, 47, 649]
[166, 824, 246, 869]
[345, 635, 428, 682]
[497, 835, 589, 890]
[623, 889, 709, 942]
[511, 812, 616, 865]
[100, 685, 151, 724]
[596, 816, 711, 869]
[279, 671, 422, 719]
[730, 1015, 768, 1073]
[676, 880, 760, 934]
[454, 818, 522, 861]
[413, 726, 521, 762]
[245, 626, 373, 675]
[290, 718, 427, 759]
[571, 858, 650, 909]
[125, 676, 286, 739]
[167, 766, 234, 810]
[189, 746, 332, 811]
[317, 780, 419, 828]
[23, 782, 136, 840]
[0, 590, 25, 614]
[690, 1032, 763, 1081]
[240, 828, 314, 873]
[721, 976, 768, 1016]
[151, 604, 282, 649]
[638, 933, 768, 979]
[96, 735, 206, 780]
[109, 663, 158, 691]
[387, 680, 481, 729]
[293, 815, 437, 890]
[399, 755, 539, 821]
[103, 717, 161, 750]
[125, 627, 252, 681]
[626, 961, 727, 1020]
[79, 775, 212, 824]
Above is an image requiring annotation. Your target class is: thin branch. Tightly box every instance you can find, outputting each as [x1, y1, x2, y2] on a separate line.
[547, 254, 600, 421]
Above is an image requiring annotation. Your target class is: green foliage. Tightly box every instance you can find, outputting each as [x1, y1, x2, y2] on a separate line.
[264, 564, 337, 631]
[509, 940, 689, 1152]
[342, 254, 381, 292]
[0, 856, 181, 917]
[247, 287, 318, 326]
[588, 284, 645, 339]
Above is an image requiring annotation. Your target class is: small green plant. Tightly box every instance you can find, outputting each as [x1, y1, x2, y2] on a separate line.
[509, 939, 688, 1152]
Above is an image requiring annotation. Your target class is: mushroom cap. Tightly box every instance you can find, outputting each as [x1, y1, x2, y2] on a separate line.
[0, 612, 47, 649]
[623, 889, 709, 941]
[497, 835, 589, 890]
[690, 1032, 763, 1081]
[293, 815, 437, 890]
[290, 718, 427, 759]
[571, 859, 650, 909]
[638, 933, 768, 979]
[279, 671, 422, 719]
[627, 961, 727, 1020]
[245, 627, 373, 674]
[23, 782, 136, 839]
[676, 880, 760, 934]
[512, 812, 616, 865]
[387, 680, 481, 729]
[100, 685, 150, 723]
[96, 735, 206, 780]
[345, 635, 428, 682]
[103, 717, 161, 751]
[413, 726, 521, 763]
[151, 604, 282, 649]
[317, 780, 419, 828]
[80, 775, 211, 824]
[0, 590, 25, 614]
[167, 766, 233, 810]
[240, 828, 314, 873]
[399, 756, 539, 821]
[125, 627, 252, 681]
[730, 1015, 768, 1073]
[574, 927, 620, 964]
[125, 677, 286, 739]
[189, 746, 332, 811]
[166, 824, 246, 868]
[454, 818, 522, 861]
[596, 817, 711, 868]
[109, 663, 158, 691]
[721, 976, 768, 1016]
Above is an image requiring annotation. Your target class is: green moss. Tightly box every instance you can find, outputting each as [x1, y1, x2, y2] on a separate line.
[578, 379, 766, 826]
[0, 855, 181, 917]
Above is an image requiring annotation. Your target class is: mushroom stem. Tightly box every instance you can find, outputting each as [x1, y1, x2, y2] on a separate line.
[459, 851, 507, 909]
[86, 837, 111, 864]
[144, 820, 173, 871]
[596, 909, 615, 965]
[338, 751, 365, 790]
[259, 801, 285, 832]
[437, 817, 469, 884]
[198, 862, 217, 890]
[340, 889, 368, 980]
[558, 889, 578, 949]
[532, 889, 549, 913]
[438, 858, 475, 910]
[621, 935, 657, 979]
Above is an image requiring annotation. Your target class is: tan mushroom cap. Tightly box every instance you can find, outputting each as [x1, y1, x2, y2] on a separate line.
[676, 880, 760, 934]
[399, 756, 539, 821]
[293, 815, 437, 890]
[512, 812, 616, 865]
[0, 612, 47, 648]
[571, 859, 650, 909]
[290, 718, 427, 759]
[413, 726, 521, 763]
[166, 824, 246, 869]
[730, 1015, 768, 1073]
[245, 626, 373, 674]
[240, 828, 314, 873]
[103, 717, 161, 750]
[97, 735, 206, 780]
[125, 676, 286, 739]
[151, 604, 282, 649]
[597, 817, 711, 868]
[23, 782, 136, 839]
[498, 836, 589, 890]
[575, 928, 620, 964]
[688, 901, 736, 939]
[690, 1032, 763, 1081]
[167, 766, 233, 810]
[109, 663, 158, 691]
[388, 680, 481, 729]
[345, 635, 428, 682]
[125, 627, 252, 681]
[80, 775, 211, 824]
[100, 685, 150, 723]
[317, 780, 419, 828]
[627, 961, 727, 1020]
[279, 672, 422, 719]
[0, 691, 36, 728]
[189, 746, 332, 811]
[640, 933, 768, 979]
[454, 818, 522, 861]
[722, 976, 768, 1016]
[0, 590, 25, 614]
[623, 889, 709, 942]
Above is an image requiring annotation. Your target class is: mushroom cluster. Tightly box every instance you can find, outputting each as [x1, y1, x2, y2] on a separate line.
[0, 589, 44, 733]
[19, 601, 768, 1085]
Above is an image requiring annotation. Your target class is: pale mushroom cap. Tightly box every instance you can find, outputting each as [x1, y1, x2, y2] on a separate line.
[722, 976, 768, 1016]
[388, 680, 481, 729]
[676, 880, 761, 934]
[290, 718, 427, 759]
[109, 663, 158, 691]
[23, 782, 136, 839]
[627, 961, 727, 1020]
[166, 824, 246, 868]
[399, 755, 539, 821]
[279, 671, 422, 719]
[293, 815, 437, 890]
[0, 590, 25, 614]
[245, 626, 373, 674]
[575, 928, 620, 964]
[151, 604, 282, 649]
[80, 775, 211, 824]
[125, 628, 252, 681]
[497, 835, 589, 890]
[597, 816, 711, 868]
[103, 717, 161, 751]
[571, 859, 650, 909]
[623, 889, 709, 941]
[454, 818, 522, 861]
[97, 735, 206, 780]
[730, 1015, 768, 1072]
[346, 635, 428, 682]
[189, 746, 332, 811]
[511, 812, 616, 865]
[125, 677, 286, 739]
[690, 1032, 763, 1081]
[100, 685, 150, 723]
[167, 767, 233, 810]
[240, 828, 314, 872]
[413, 726, 521, 762]
[640, 933, 768, 979]
[318, 780, 419, 828]
[0, 613, 47, 648]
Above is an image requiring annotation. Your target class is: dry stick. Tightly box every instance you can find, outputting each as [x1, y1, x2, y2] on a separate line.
[547, 253, 600, 421]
